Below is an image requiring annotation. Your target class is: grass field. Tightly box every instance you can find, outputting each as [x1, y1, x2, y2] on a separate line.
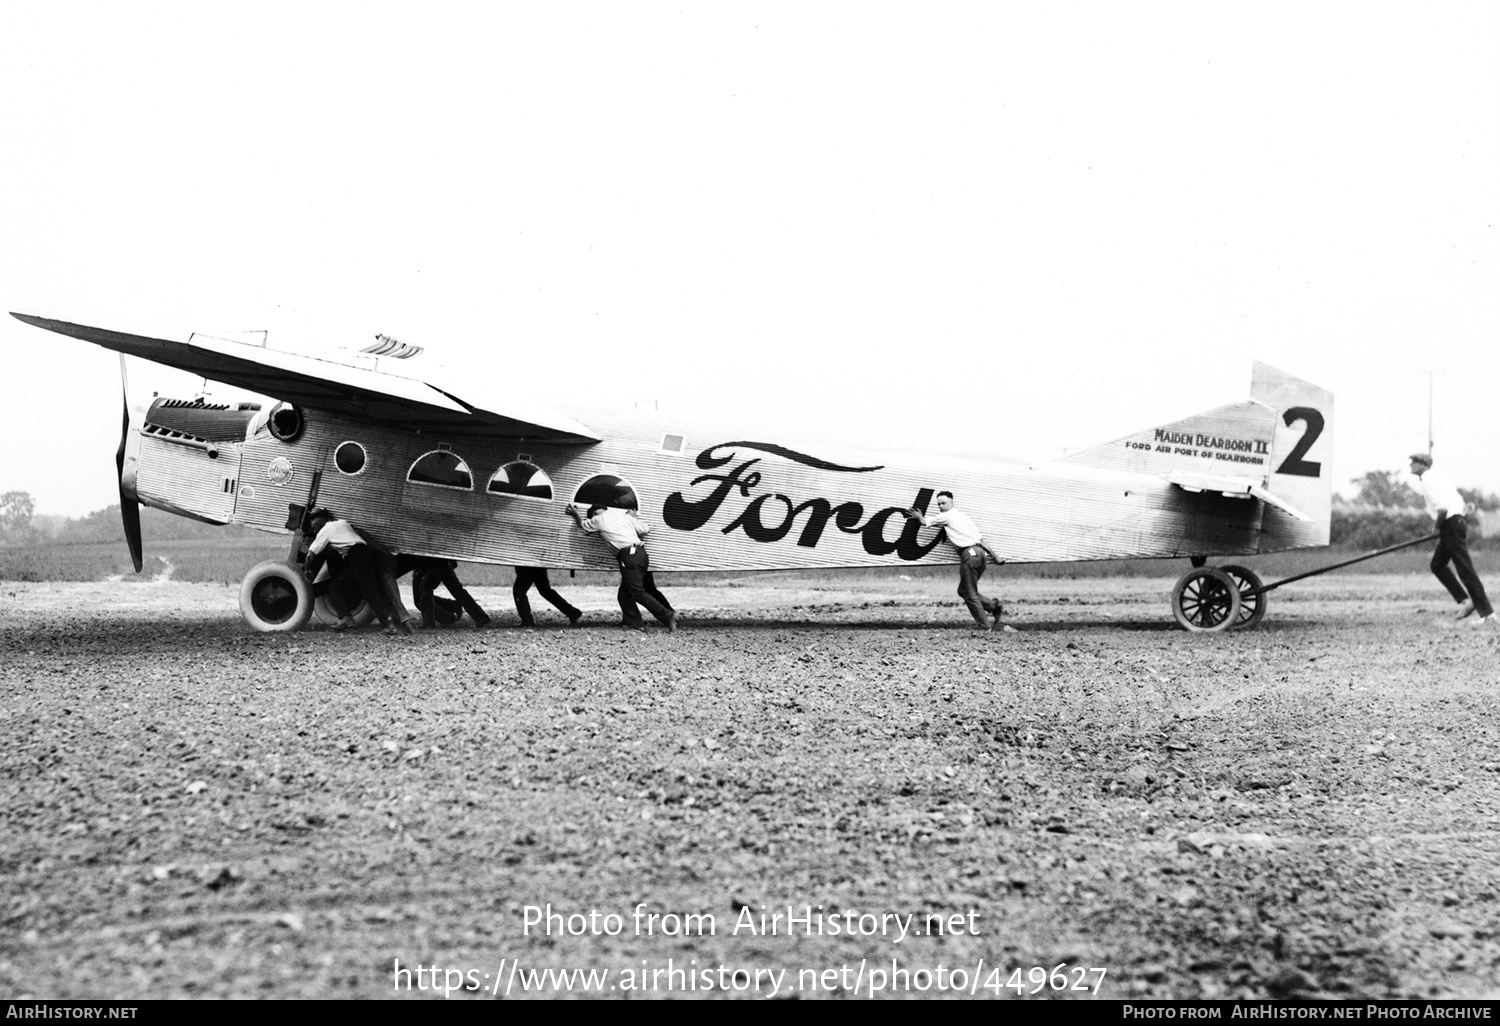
[1, 536, 1494, 591]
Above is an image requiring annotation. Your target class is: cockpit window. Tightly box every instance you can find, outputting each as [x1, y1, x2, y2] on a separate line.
[574, 474, 639, 511]
[488, 461, 554, 500]
[408, 450, 473, 490]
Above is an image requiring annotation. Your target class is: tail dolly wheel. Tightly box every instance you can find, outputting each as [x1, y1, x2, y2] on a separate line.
[1216, 564, 1267, 630]
[1170, 567, 1243, 632]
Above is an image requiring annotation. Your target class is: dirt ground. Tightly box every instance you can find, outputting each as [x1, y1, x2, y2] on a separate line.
[2, 571, 1499, 1000]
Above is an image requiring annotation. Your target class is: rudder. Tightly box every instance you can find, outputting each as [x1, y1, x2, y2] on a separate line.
[1251, 361, 1333, 545]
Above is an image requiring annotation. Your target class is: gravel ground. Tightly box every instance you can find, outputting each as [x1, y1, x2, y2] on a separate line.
[2, 572, 1499, 1000]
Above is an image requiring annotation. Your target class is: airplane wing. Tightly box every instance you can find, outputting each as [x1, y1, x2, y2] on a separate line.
[1164, 470, 1313, 522]
[10, 313, 600, 443]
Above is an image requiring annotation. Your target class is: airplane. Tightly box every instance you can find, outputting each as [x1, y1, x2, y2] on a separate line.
[10, 312, 1333, 633]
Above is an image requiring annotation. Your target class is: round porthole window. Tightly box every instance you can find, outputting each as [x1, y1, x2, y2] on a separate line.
[335, 441, 367, 475]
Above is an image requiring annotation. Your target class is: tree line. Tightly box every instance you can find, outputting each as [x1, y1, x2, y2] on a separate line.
[1331, 471, 1497, 550]
[0, 493, 259, 546]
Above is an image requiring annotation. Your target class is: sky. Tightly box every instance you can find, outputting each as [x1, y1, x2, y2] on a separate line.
[2, 2, 1496, 517]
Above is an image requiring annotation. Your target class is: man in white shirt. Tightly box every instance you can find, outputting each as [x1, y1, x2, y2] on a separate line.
[901, 491, 1004, 629]
[303, 509, 412, 635]
[1410, 453, 1492, 624]
[567, 503, 679, 631]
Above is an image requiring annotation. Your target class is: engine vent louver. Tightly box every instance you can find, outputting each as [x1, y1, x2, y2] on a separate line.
[144, 397, 261, 442]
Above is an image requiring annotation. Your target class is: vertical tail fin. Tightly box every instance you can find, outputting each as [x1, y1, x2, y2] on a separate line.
[1060, 361, 1332, 546]
[1251, 362, 1333, 545]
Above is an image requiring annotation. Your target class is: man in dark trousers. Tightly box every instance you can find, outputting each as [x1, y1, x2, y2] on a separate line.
[512, 567, 582, 628]
[901, 490, 1005, 630]
[1410, 452, 1493, 625]
[399, 555, 492, 629]
[566, 503, 679, 631]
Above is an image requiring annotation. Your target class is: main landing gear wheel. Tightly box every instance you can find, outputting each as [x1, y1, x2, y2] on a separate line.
[313, 595, 377, 628]
[239, 560, 315, 633]
[1217, 564, 1267, 630]
[1171, 567, 1242, 632]
[310, 565, 377, 628]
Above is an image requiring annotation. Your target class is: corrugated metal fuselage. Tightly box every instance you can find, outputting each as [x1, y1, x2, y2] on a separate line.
[132, 401, 1320, 572]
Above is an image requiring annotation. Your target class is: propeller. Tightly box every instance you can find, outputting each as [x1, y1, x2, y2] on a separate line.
[115, 354, 143, 572]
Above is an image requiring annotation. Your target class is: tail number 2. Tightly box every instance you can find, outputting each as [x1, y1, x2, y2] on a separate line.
[1275, 407, 1324, 478]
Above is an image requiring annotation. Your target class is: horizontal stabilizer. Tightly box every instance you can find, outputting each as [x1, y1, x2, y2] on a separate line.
[1164, 471, 1313, 521]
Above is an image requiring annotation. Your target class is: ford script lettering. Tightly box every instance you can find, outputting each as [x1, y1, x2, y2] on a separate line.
[663, 441, 941, 561]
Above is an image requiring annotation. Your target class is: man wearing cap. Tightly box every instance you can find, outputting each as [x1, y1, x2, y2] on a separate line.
[566, 503, 679, 631]
[1409, 453, 1493, 625]
[901, 491, 1005, 630]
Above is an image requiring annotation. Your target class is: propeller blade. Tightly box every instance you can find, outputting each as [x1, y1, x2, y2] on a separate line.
[116, 355, 143, 572]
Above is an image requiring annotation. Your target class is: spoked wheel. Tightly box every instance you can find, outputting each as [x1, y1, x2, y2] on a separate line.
[1218, 564, 1267, 630]
[1171, 567, 1243, 632]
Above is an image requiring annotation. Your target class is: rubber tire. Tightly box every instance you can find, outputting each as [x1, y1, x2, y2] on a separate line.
[1171, 567, 1243, 632]
[1218, 564, 1268, 630]
[313, 595, 378, 628]
[309, 565, 377, 628]
[239, 560, 315, 633]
